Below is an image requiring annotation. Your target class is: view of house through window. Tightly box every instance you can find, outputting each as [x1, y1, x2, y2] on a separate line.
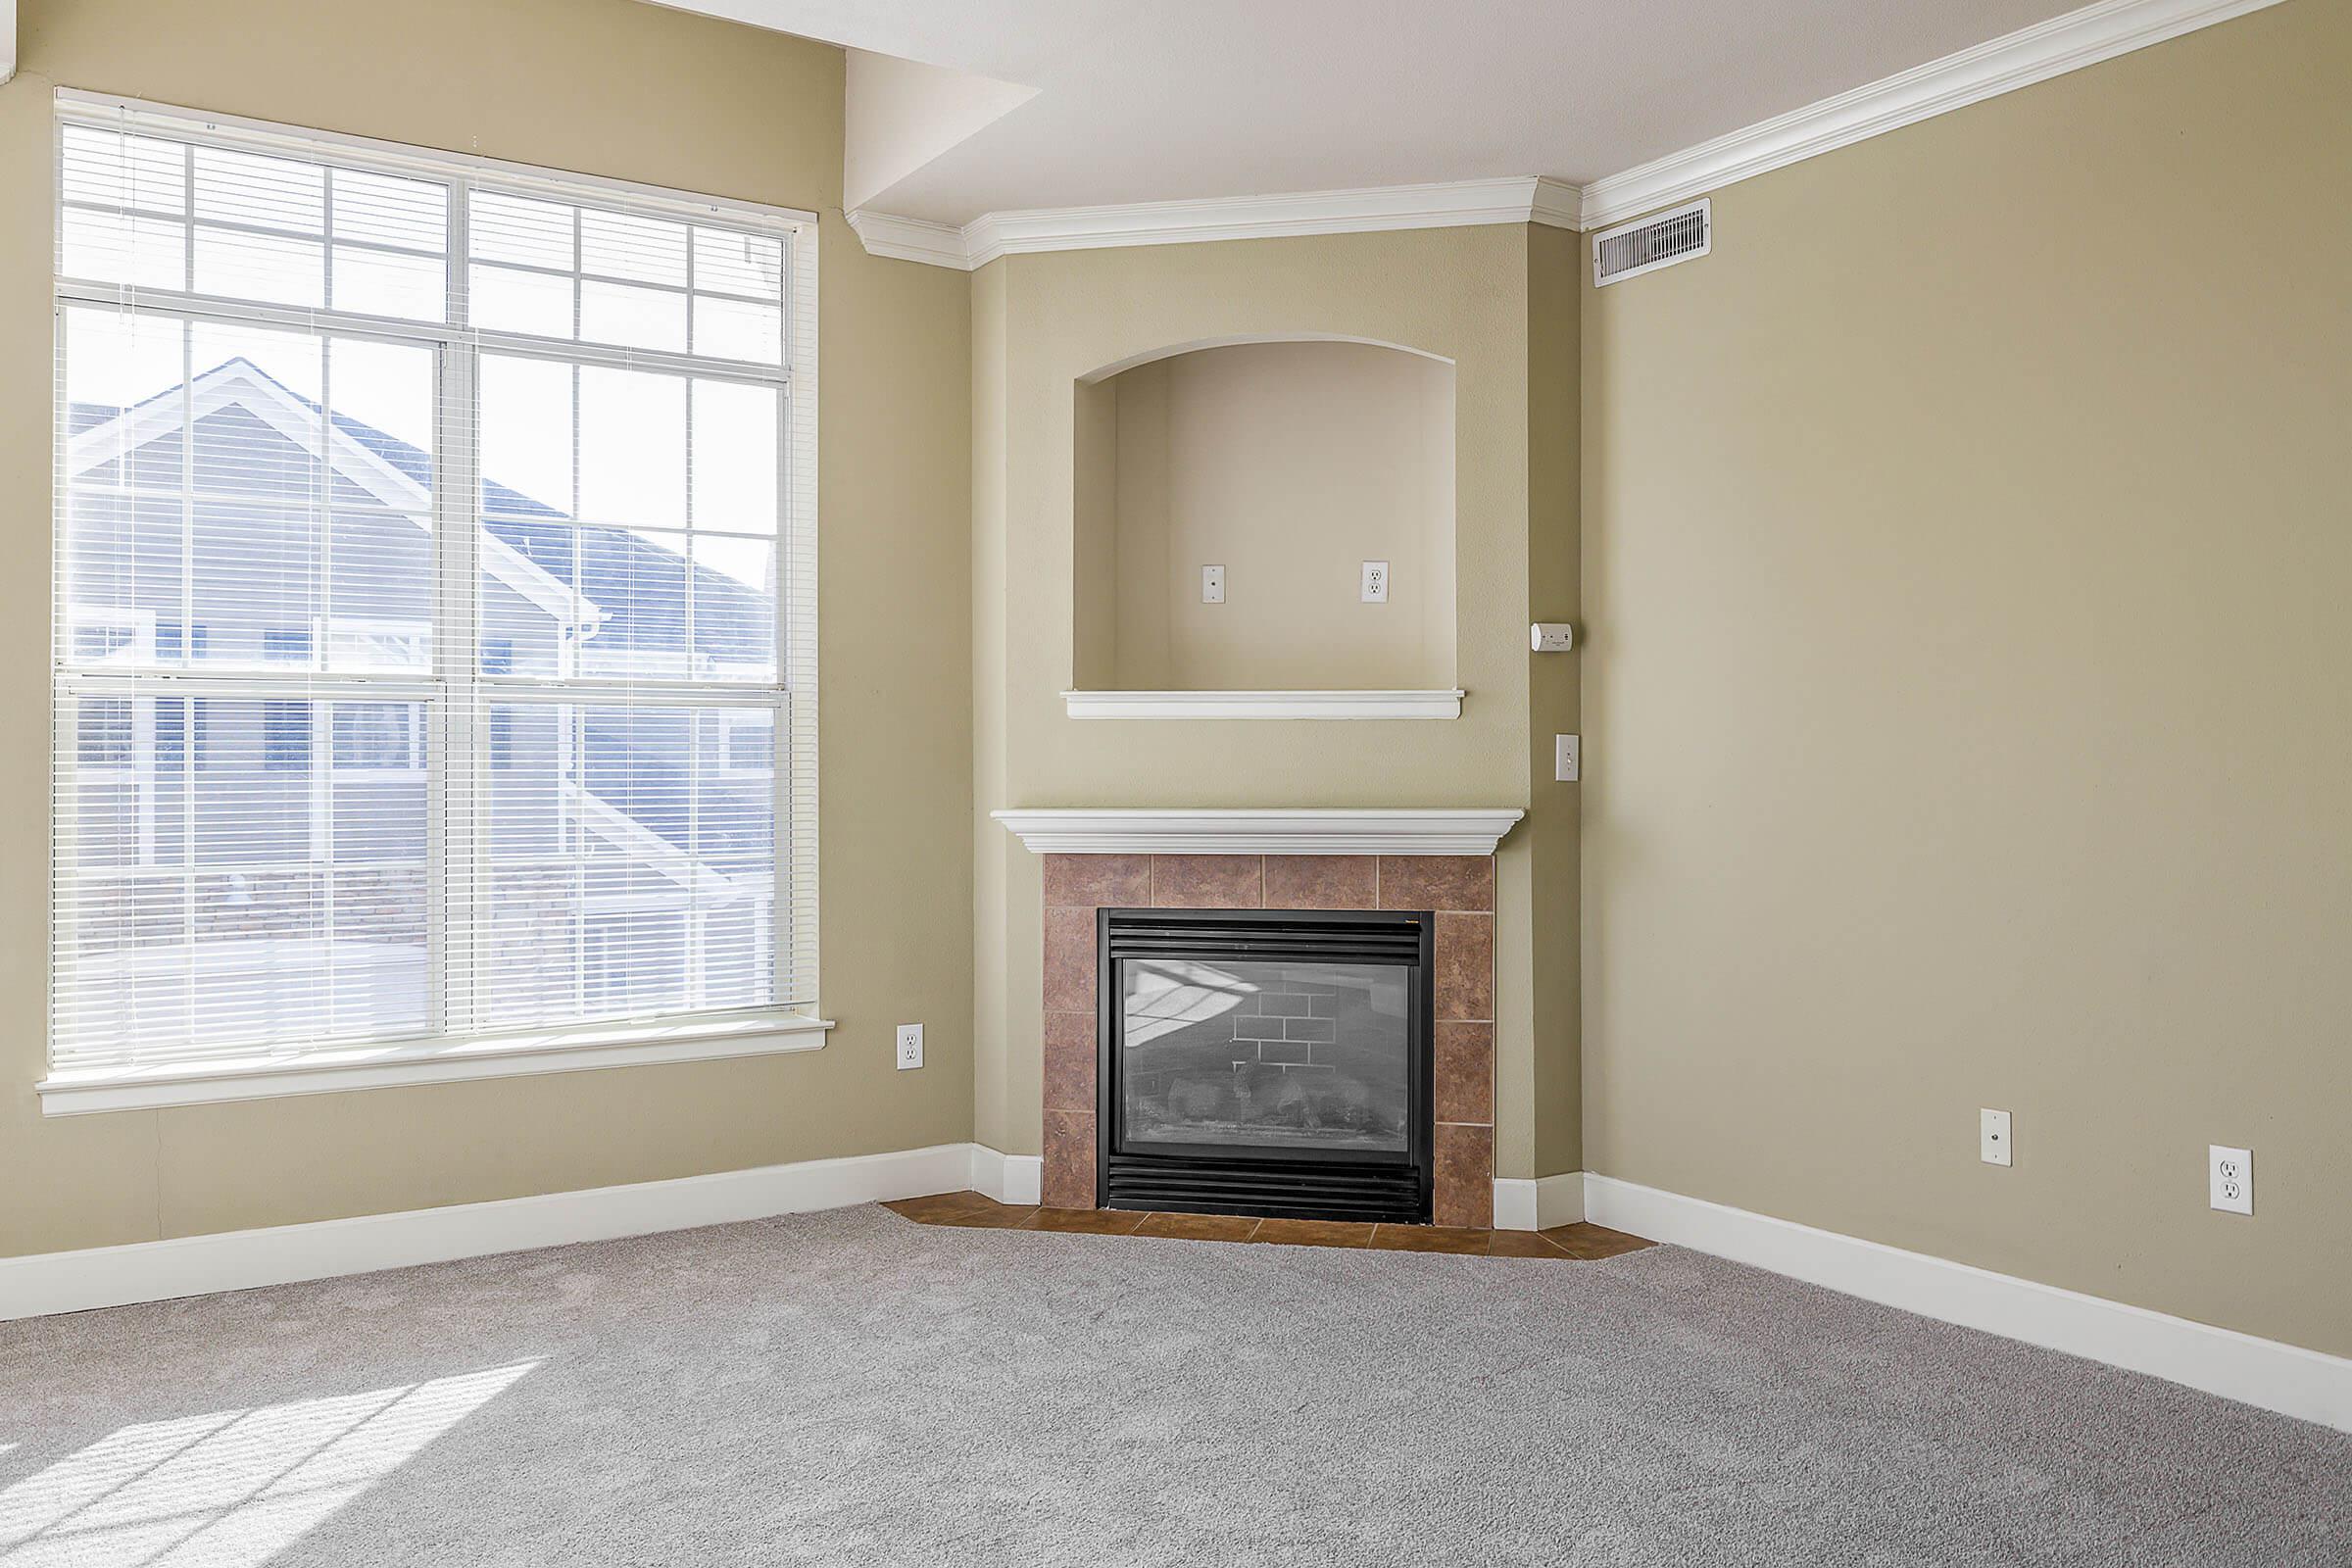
[51, 109, 814, 1075]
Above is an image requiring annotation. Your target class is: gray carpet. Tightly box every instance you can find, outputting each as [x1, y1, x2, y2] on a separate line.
[2, 1205, 2346, 1567]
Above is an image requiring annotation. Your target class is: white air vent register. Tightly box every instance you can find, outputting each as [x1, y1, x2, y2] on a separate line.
[1592, 198, 1711, 286]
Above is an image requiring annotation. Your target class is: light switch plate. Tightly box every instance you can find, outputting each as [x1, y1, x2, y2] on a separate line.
[1200, 564, 1225, 604]
[1980, 1107, 2012, 1166]
[895, 1023, 924, 1071]
[1360, 561, 1389, 603]
[1554, 734, 1580, 782]
[2209, 1145, 2252, 1214]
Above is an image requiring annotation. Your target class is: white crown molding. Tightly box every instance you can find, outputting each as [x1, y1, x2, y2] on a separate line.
[1584, 1174, 2352, 1435]
[851, 176, 1581, 270]
[1062, 689, 1464, 721]
[1579, 0, 2290, 228]
[849, 0, 2283, 269]
[992, 808, 1523, 857]
[0, 1142, 985, 1321]
[1, 0, 17, 88]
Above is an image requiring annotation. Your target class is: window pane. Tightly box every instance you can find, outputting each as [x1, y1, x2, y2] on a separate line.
[690, 380, 778, 534]
[469, 190, 573, 270]
[193, 226, 325, 307]
[692, 295, 782, 365]
[580, 278, 687, 353]
[578, 366, 684, 525]
[479, 354, 574, 516]
[692, 227, 781, 299]
[469, 264, 573, 338]
[693, 535, 777, 681]
[63, 126, 187, 213]
[193, 147, 324, 232]
[330, 168, 446, 251]
[479, 700, 775, 1028]
[332, 245, 446, 320]
[62, 208, 187, 289]
[581, 209, 686, 286]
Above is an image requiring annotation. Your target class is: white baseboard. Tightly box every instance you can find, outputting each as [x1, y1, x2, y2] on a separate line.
[1492, 1173, 1586, 1231]
[968, 1145, 1042, 1205]
[1584, 1173, 2352, 1435]
[0, 1142, 980, 1322]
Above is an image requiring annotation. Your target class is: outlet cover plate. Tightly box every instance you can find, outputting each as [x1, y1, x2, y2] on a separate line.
[1980, 1107, 2012, 1166]
[2209, 1145, 2252, 1214]
[1200, 565, 1225, 604]
[1554, 734, 1581, 782]
[1360, 561, 1389, 603]
[896, 1023, 924, 1071]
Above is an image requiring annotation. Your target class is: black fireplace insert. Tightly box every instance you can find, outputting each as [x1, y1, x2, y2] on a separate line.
[1097, 906, 1433, 1223]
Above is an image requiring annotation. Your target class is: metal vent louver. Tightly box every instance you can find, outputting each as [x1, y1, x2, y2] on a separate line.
[1592, 199, 1711, 286]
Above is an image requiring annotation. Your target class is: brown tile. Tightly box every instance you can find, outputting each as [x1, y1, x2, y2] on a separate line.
[1434, 911, 1494, 1022]
[1539, 1221, 1657, 1260]
[1378, 856, 1495, 912]
[1044, 854, 1150, 908]
[1245, 1216, 1376, 1249]
[925, 1204, 1040, 1229]
[1043, 906, 1098, 1012]
[1261, 856, 1378, 910]
[1432, 1122, 1494, 1228]
[1041, 1110, 1097, 1209]
[1043, 1010, 1096, 1114]
[1432, 1021, 1494, 1126]
[1485, 1229, 1570, 1258]
[1134, 1211, 1260, 1241]
[1149, 855, 1262, 908]
[882, 1190, 1002, 1223]
[1023, 1206, 1149, 1235]
[1368, 1224, 1491, 1254]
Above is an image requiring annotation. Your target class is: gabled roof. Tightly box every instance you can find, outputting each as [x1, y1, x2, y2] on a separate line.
[69, 358, 775, 656]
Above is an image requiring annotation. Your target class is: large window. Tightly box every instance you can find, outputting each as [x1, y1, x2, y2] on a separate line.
[48, 96, 818, 1095]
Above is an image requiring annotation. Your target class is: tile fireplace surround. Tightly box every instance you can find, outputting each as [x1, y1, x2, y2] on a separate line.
[1036, 852, 1499, 1226]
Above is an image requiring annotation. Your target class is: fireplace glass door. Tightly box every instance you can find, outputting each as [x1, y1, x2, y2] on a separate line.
[1120, 957, 1410, 1155]
[1100, 908, 1432, 1222]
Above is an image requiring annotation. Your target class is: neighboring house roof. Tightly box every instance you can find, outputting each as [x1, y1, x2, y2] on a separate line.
[67, 359, 776, 874]
[69, 358, 774, 659]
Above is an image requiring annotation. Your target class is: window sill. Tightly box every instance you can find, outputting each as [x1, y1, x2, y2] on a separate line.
[36, 1012, 834, 1115]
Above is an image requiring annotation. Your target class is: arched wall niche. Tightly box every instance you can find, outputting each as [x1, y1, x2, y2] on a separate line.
[1071, 336, 1458, 694]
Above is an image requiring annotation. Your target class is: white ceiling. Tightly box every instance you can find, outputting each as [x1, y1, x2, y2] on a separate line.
[662, 0, 2085, 224]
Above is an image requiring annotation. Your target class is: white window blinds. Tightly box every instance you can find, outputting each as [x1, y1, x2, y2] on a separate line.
[51, 95, 818, 1079]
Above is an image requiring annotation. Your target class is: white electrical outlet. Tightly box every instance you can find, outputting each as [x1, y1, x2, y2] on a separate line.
[2209, 1145, 2252, 1214]
[1200, 564, 1225, 604]
[1980, 1107, 2012, 1166]
[1360, 561, 1389, 603]
[1554, 734, 1581, 782]
[895, 1023, 924, 1071]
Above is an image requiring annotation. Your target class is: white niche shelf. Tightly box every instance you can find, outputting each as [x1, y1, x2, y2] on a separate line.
[1062, 688, 1464, 720]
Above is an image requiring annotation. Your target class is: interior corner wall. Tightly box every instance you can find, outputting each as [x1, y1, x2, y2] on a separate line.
[1580, 0, 2350, 1355]
[1525, 223, 1582, 1181]
[968, 226, 1574, 1177]
[0, 0, 975, 1258]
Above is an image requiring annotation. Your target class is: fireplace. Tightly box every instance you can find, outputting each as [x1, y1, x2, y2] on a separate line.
[1098, 907, 1434, 1223]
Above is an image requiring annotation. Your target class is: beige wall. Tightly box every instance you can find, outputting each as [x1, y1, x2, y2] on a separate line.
[0, 0, 974, 1257]
[1581, 0, 2350, 1354]
[1075, 340, 1456, 691]
[971, 226, 1582, 1180]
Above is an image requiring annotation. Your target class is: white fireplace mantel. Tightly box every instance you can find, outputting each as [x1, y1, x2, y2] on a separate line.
[991, 808, 1525, 857]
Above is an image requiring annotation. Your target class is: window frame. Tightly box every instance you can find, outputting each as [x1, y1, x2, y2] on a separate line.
[41, 91, 827, 1114]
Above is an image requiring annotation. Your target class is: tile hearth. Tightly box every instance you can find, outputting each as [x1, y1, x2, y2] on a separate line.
[886, 1191, 1656, 1260]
